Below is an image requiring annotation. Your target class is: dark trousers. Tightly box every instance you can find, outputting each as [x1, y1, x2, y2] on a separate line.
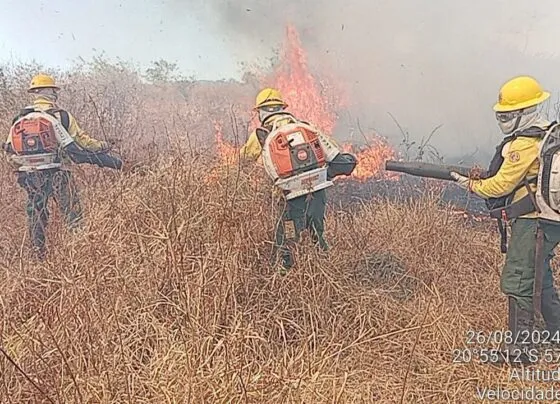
[17, 169, 82, 257]
[497, 218, 560, 362]
[272, 189, 328, 269]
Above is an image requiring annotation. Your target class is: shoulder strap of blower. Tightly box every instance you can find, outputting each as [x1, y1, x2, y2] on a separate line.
[12, 107, 70, 131]
[256, 112, 304, 146]
[268, 112, 300, 132]
[487, 124, 554, 253]
[46, 108, 70, 131]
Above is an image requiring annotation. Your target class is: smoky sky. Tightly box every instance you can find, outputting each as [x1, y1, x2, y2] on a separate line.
[166, 0, 560, 160]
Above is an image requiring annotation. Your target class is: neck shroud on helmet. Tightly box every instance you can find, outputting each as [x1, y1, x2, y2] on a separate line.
[494, 75, 551, 134]
[30, 88, 59, 104]
[258, 104, 286, 123]
[254, 88, 289, 123]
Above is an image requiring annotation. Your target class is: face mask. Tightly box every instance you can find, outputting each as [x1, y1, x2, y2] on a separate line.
[32, 88, 59, 103]
[497, 117, 520, 134]
[496, 107, 538, 134]
[258, 105, 285, 123]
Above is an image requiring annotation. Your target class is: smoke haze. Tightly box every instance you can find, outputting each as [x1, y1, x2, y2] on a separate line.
[168, 0, 560, 160]
[3, 1, 560, 159]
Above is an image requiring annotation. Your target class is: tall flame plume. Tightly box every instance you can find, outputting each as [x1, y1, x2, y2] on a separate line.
[213, 23, 398, 181]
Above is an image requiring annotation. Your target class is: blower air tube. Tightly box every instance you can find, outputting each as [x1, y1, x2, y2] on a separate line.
[64, 143, 123, 169]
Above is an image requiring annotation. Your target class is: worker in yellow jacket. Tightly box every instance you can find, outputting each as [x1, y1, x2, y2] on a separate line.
[240, 89, 299, 161]
[2, 73, 123, 259]
[452, 76, 560, 365]
[241, 88, 354, 274]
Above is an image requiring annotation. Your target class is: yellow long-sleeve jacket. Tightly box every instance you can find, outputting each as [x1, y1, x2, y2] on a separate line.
[469, 136, 541, 219]
[4, 97, 108, 168]
[239, 129, 263, 161]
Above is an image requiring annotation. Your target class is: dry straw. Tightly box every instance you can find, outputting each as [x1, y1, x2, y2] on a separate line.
[0, 61, 557, 403]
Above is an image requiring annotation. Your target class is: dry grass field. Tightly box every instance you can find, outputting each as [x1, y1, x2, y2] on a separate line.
[1, 55, 560, 403]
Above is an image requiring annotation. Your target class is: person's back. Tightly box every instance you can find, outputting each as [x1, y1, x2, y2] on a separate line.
[240, 88, 356, 274]
[7, 75, 117, 168]
[2, 73, 123, 260]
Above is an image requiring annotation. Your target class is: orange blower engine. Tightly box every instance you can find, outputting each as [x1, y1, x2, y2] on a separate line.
[261, 118, 339, 199]
[6, 112, 65, 171]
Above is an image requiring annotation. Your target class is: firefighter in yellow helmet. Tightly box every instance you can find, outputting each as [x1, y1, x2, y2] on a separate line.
[1, 73, 124, 260]
[240, 88, 292, 160]
[241, 88, 355, 274]
[451, 76, 560, 365]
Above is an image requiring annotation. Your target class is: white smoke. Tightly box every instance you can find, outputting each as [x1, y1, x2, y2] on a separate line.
[167, 0, 560, 161]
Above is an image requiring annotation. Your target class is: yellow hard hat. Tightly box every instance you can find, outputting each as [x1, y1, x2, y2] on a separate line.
[493, 76, 550, 112]
[254, 88, 288, 110]
[28, 73, 60, 92]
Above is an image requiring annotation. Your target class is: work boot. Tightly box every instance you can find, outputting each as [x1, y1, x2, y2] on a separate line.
[269, 251, 292, 276]
[278, 251, 294, 276]
[270, 257, 290, 276]
[490, 297, 534, 367]
[276, 265, 289, 276]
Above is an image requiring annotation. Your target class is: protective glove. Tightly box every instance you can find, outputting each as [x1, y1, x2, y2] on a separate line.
[98, 141, 111, 152]
[450, 172, 470, 190]
[99, 139, 120, 152]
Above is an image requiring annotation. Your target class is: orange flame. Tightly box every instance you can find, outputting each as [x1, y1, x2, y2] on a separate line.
[263, 24, 397, 180]
[213, 23, 397, 181]
[204, 122, 239, 185]
[261, 24, 341, 135]
[342, 139, 400, 181]
[214, 122, 237, 165]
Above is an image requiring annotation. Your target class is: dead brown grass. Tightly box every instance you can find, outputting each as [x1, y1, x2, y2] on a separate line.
[1, 60, 560, 403]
